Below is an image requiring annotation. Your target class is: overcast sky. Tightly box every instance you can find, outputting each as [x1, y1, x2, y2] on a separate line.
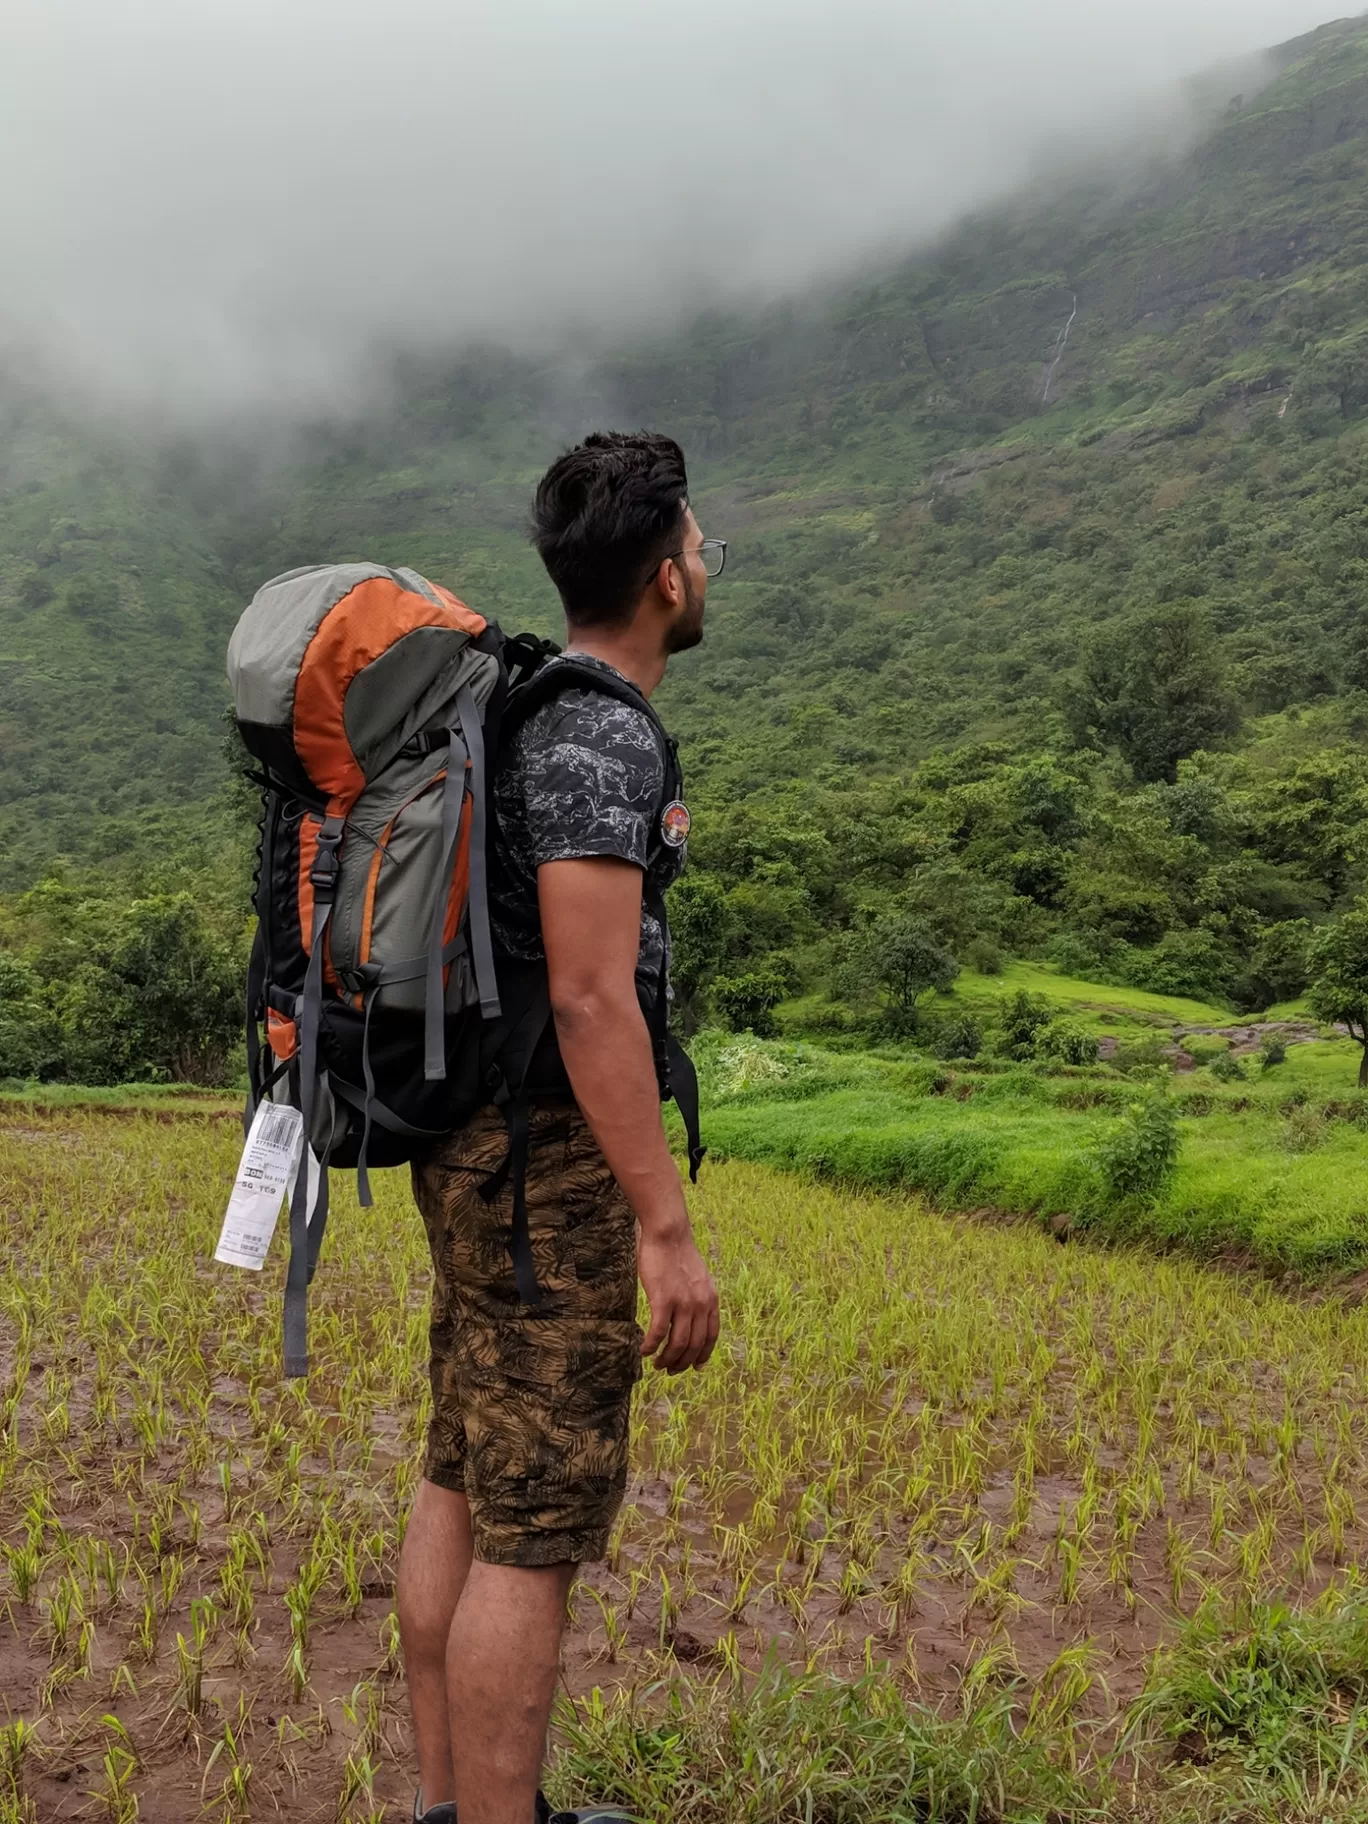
[0, 0, 1347, 420]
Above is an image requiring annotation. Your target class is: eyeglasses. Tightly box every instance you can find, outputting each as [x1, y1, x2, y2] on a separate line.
[666, 538, 728, 578]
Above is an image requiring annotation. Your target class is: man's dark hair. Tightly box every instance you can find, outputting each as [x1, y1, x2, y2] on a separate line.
[531, 430, 689, 628]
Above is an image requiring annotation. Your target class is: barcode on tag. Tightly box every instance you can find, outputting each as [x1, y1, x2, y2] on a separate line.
[256, 1104, 301, 1154]
[215, 1100, 307, 1270]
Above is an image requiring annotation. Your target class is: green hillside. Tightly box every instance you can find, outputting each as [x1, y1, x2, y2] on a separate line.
[8, 13, 1368, 1034]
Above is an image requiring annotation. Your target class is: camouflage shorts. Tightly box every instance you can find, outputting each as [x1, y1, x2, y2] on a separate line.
[411, 1103, 642, 1566]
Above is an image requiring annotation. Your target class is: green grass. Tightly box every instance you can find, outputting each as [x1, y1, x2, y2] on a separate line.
[939, 964, 1234, 1032]
[553, 1665, 1096, 1824]
[1261, 996, 1316, 1021]
[693, 1032, 1368, 1280]
[779, 965, 1237, 1048]
[0, 1081, 239, 1113]
[1124, 1583, 1368, 1817]
[1191, 1036, 1365, 1102]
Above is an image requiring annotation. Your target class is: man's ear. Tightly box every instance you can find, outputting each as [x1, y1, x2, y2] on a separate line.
[652, 554, 683, 612]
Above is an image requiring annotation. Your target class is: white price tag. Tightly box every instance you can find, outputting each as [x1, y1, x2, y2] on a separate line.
[215, 1102, 312, 1271]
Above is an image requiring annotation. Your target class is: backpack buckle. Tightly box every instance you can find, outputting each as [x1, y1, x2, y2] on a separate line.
[309, 818, 345, 891]
[339, 961, 383, 999]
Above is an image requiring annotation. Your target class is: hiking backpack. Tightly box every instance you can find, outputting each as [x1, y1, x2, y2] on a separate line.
[228, 561, 702, 1377]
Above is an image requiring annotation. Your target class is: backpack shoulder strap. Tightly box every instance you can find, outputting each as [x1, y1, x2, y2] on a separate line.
[500, 658, 681, 823]
[501, 656, 667, 743]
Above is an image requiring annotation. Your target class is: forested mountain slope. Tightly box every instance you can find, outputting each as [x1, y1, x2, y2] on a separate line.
[6, 13, 1368, 1052]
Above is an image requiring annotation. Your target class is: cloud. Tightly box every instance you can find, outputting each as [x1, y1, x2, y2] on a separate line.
[0, 0, 1341, 420]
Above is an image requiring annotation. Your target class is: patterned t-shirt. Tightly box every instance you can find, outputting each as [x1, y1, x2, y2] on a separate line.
[489, 654, 685, 1006]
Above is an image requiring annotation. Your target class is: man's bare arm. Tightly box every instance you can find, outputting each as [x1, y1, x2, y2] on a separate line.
[538, 855, 718, 1373]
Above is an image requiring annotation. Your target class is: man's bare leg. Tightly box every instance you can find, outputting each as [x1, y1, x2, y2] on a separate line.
[447, 1560, 577, 1824]
[398, 1480, 476, 1806]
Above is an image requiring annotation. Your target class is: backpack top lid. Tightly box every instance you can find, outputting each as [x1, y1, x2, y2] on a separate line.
[228, 562, 489, 807]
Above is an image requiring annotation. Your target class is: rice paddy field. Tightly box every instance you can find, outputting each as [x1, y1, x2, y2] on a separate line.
[6, 1094, 1368, 1822]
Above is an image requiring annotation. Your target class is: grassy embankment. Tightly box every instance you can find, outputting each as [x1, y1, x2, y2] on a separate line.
[702, 964, 1368, 1282]
[5, 1104, 1368, 1821]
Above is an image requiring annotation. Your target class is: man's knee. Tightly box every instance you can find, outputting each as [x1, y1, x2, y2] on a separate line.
[399, 1484, 474, 1649]
[464, 1558, 579, 1626]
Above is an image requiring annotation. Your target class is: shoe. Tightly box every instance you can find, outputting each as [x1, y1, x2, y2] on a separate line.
[540, 1802, 638, 1824]
[415, 1788, 635, 1824]
[413, 1794, 459, 1823]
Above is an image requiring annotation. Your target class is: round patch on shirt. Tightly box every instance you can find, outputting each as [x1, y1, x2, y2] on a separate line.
[660, 800, 691, 848]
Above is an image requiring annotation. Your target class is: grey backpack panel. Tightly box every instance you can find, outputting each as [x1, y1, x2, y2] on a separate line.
[326, 744, 479, 1017]
[227, 562, 386, 731]
[343, 628, 497, 784]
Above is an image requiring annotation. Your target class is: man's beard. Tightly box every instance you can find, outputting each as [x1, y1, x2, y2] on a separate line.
[667, 572, 706, 654]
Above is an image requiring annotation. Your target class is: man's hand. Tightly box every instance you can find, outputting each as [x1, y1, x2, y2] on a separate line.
[637, 1218, 719, 1374]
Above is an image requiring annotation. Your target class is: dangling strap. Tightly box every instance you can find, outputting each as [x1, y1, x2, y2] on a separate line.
[503, 1098, 539, 1306]
[242, 921, 267, 1135]
[356, 981, 381, 1209]
[456, 683, 501, 1021]
[478, 973, 552, 1307]
[424, 730, 469, 1082]
[243, 785, 280, 1132]
[478, 1094, 543, 1308]
[285, 813, 343, 1380]
[644, 882, 705, 1183]
[305, 1098, 331, 1281]
[666, 1035, 706, 1183]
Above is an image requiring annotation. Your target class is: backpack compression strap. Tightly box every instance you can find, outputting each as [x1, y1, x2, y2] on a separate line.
[285, 811, 344, 1378]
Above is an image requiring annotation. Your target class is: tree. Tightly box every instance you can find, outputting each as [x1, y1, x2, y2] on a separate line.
[50, 893, 243, 1085]
[713, 964, 793, 1039]
[1243, 919, 1312, 1012]
[1067, 605, 1240, 784]
[667, 873, 733, 1033]
[841, 914, 958, 1034]
[64, 575, 117, 639]
[1308, 909, 1368, 1089]
[1302, 328, 1368, 417]
[106, 894, 242, 1083]
[0, 953, 59, 1080]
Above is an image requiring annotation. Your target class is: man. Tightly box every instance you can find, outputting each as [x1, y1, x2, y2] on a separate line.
[396, 431, 724, 1824]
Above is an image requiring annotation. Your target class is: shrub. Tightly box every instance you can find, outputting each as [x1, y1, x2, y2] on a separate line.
[1244, 919, 1313, 1010]
[1044, 931, 1107, 978]
[929, 1014, 984, 1060]
[1095, 1078, 1181, 1205]
[1034, 1019, 1099, 1066]
[1122, 927, 1238, 1004]
[1259, 1033, 1288, 1071]
[1182, 1035, 1228, 1066]
[10, 888, 243, 1085]
[1111, 1034, 1172, 1075]
[713, 969, 788, 1038]
[990, 990, 1053, 1062]
[1209, 1050, 1246, 1083]
[16, 568, 54, 610]
[963, 937, 1002, 976]
[667, 872, 734, 1032]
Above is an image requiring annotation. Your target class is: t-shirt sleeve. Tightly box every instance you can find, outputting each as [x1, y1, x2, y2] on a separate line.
[517, 691, 663, 870]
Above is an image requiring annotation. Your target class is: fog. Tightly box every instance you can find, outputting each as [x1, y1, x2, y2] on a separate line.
[0, 0, 1346, 421]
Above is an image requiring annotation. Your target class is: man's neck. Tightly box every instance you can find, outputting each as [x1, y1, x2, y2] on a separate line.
[562, 630, 667, 699]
